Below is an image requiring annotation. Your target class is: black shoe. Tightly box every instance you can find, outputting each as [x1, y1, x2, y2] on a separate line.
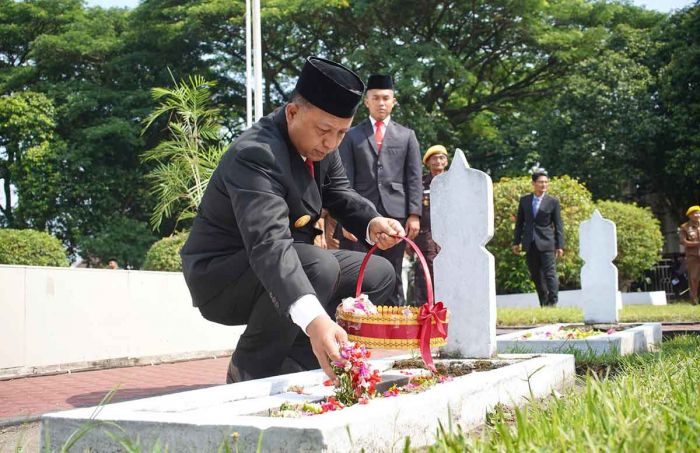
[279, 356, 310, 375]
[226, 356, 313, 383]
[226, 357, 254, 384]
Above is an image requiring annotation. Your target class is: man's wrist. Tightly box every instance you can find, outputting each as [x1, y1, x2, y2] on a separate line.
[289, 294, 329, 335]
[366, 216, 381, 245]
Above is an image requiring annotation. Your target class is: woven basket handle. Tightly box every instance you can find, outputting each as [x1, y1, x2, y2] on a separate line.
[355, 236, 434, 307]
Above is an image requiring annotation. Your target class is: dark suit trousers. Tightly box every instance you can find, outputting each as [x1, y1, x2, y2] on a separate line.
[525, 242, 559, 306]
[339, 224, 407, 306]
[413, 238, 438, 306]
[198, 243, 394, 380]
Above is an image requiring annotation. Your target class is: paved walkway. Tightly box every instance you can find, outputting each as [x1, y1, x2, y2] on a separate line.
[0, 349, 406, 427]
[0, 357, 229, 425]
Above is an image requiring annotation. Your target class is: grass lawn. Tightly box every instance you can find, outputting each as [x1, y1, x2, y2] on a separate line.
[497, 302, 700, 326]
[430, 335, 700, 452]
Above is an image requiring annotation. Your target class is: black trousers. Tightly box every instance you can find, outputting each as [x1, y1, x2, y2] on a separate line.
[525, 242, 559, 306]
[413, 241, 438, 306]
[198, 243, 394, 380]
[338, 217, 407, 306]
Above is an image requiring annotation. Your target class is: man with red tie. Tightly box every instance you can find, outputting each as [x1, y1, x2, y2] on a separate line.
[337, 74, 423, 306]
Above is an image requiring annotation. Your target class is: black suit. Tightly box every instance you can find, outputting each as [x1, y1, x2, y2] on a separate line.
[181, 108, 395, 379]
[512, 193, 564, 306]
[338, 118, 422, 305]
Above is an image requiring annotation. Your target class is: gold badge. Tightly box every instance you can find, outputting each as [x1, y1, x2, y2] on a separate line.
[294, 215, 311, 228]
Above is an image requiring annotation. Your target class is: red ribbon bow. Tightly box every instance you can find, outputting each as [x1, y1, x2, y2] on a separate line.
[418, 301, 448, 372]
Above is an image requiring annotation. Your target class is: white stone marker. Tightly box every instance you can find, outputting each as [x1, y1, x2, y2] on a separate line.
[579, 210, 622, 323]
[431, 149, 496, 358]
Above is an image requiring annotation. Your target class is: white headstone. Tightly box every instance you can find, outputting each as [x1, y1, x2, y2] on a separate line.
[431, 149, 496, 358]
[579, 210, 621, 323]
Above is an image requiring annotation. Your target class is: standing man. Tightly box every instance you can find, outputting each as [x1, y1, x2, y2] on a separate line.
[511, 172, 564, 307]
[337, 74, 423, 306]
[180, 57, 403, 383]
[679, 205, 700, 305]
[413, 145, 449, 305]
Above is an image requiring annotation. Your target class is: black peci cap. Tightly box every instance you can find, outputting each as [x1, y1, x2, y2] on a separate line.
[366, 74, 394, 90]
[294, 56, 365, 118]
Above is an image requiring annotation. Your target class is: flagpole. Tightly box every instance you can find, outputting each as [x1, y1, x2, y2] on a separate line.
[252, 0, 263, 121]
[245, 0, 252, 127]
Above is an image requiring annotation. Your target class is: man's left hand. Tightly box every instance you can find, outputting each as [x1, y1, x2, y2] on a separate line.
[556, 248, 564, 259]
[405, 214, 420, 240]
[369, 217, 405, 250]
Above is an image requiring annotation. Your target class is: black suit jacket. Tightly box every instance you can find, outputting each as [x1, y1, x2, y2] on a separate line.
[180, 108, 378, 317]
[338, 118, 422, 219]
[512, 193, 564, 251]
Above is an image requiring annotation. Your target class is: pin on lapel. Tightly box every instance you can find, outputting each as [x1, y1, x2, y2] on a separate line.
[294, 215, 311, 228]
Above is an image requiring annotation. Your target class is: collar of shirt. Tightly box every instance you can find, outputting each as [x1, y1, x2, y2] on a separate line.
[370, 116, 390, 134]
[533, 193, 544, 202]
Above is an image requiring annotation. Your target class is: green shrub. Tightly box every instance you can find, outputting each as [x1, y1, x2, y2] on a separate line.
[0, 228, 68, 267]
[490, 175, 595, 293]
[595, 200, 663, 290]
[78, 217, 156, 269]
[142, 231, 189, 271]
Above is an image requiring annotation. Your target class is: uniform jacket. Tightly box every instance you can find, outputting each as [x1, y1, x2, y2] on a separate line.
[512, 193, 564, 251]
[414, 173, 439, 253]
[680, 221, 700, 258]
[338, 118, 422, 220]
[180, 108, 378, 316]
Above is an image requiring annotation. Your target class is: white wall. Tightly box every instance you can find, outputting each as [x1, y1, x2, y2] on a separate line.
[496, 289, 667, 308]
[0, 265, 243, 377]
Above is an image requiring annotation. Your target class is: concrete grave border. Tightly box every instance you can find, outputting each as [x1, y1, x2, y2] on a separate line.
[497, 323, 662, 356]
[41, 354, 574, 452]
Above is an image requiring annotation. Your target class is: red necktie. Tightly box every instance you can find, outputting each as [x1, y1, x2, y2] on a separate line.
[375, 120, 384, 151]
[305, 158, 314, 178]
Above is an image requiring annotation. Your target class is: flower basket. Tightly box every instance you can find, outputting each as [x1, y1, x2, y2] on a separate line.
[336, 236, 449, 371]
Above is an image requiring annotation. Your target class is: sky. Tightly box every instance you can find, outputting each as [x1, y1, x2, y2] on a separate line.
[86, 0, 695, 13]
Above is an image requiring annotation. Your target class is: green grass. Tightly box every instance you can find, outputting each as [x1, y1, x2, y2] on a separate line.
[429, 335, 700, 452]
[497, 302, 700, 326]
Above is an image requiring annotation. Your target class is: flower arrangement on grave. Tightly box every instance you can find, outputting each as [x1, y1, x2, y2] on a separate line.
[521, 326, 616, 341]
[271, 342, 458, 418]
[336, 237, 449, 372]
[272, 342, 380, 417]
[331, 341, 383, 405]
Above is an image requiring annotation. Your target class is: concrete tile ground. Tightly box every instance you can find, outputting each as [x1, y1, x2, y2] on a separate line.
[0, 357, 230, 424]
[0, 422, 40, 453]
[0, 349, 406, 426]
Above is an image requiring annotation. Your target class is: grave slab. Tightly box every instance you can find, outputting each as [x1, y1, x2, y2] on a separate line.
[41, 354, 574, 452]
[497, 322, 662, 355]
[432, 149, 496, 358]
[579, 210, 622, 323]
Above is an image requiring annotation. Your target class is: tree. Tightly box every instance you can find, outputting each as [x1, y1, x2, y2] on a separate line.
[78, 216, 156, 269]
[0, 0, 84, 94]
[0, 91, 54, 226]
[142, 74, 227, 230]
[653, 3, 700, 216]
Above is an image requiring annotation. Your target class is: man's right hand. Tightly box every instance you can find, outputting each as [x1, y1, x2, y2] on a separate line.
[511, 244, 521, 255]
[342, 227, 358, 243]
[306, 314, 348, 383]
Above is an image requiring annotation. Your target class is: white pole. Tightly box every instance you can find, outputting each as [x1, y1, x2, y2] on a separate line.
[245, 0, 252, 127]
[252, 0, 263, 121]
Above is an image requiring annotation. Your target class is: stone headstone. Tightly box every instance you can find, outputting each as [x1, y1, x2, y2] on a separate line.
[579, 210, 621, 323]
[431, 149, 496, 358]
